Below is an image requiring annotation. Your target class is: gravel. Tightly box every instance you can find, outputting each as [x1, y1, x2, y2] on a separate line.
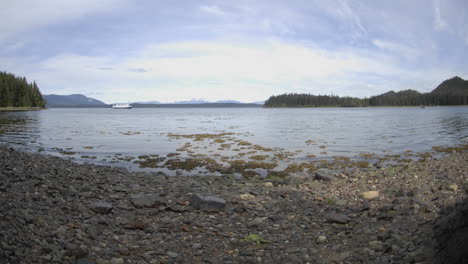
[0, 144, 467, 263]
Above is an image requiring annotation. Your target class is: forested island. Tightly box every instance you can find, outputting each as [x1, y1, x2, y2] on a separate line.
[0, 72, 46, 108]
[265, 76, 468, 107]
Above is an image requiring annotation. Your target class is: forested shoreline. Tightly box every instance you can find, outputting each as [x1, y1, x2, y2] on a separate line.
[0, 72, 46, 108]
[265, 76, 468, 107]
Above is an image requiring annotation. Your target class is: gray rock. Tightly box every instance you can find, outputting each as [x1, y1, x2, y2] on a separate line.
[314, 169, 335, 181]
[192, 243, 202, 249]
[325, 211, 351, 224]
[110, 258, 124, 264]
[76, 258, 97, 264]
[283, 254, 303, 264]
[90, 202, 113, 214]
[190, 194, 226, 212]
[130, 194, 165, 208]
[167, 251, 179, 258]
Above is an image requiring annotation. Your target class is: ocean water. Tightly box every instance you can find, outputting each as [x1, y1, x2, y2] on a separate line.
[1, 107, 467, 175]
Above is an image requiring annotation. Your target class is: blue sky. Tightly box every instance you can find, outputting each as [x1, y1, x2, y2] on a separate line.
[1, 0, 467, 103]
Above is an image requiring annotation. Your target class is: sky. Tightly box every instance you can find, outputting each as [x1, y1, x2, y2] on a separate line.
[1, 0, 467, 104]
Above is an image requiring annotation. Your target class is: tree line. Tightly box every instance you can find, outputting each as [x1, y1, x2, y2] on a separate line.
[264, 91, 468, 107]
[0, 71, 46, 108]
[265, 77, 468, 107]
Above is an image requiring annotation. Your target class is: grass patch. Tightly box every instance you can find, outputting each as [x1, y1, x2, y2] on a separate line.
[241, 233, 268, 245]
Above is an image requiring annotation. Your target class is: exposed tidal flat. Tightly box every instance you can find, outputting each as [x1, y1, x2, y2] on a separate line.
[0, 107, 468, 177]
[1, 143, 468, 263]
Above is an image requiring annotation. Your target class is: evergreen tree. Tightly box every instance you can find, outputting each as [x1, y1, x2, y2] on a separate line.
[0, 71, 46, 108]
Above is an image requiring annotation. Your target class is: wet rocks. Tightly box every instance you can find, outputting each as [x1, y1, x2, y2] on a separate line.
[0, 144, 467, 264]
[130, 194, 165, 208]
[90, 202, 113, 214]
[190, 194, 226, 212]
[324, 211, 351, 224]
[314, 168, 335, 181]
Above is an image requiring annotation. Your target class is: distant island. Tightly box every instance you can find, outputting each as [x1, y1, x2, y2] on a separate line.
[43, 94, 107, 108]
[0, 72, 46, 109]
[43, 94, 262, 108]
[265, 76, 468, 107]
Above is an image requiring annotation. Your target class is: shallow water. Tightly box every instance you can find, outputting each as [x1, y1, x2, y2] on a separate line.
[0, 107, 467, 175]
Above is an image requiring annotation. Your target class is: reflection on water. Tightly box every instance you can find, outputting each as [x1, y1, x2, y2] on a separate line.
[0, 107, 467, 174]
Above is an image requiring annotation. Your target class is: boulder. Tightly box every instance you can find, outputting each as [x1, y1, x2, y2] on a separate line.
[90, 202, 113, 214]
[325, 211, 351, 224]
[190, 194, 226, 212]
[314, 169, 335, 182]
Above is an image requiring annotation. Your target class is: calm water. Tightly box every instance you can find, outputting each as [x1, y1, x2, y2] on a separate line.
[1, 107, 467, 174]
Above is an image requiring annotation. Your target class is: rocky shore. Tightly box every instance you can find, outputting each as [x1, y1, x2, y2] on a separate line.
[0, 145, 467, 264]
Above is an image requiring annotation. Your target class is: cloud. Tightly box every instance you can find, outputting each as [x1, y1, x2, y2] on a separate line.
[371, 39, 420, 59]
[128, 68, 148, 73]
[18, 39, 449, 102]
[433, 0, 449, 32]
[200, 5, 226, 16]
[0, 0, 128, 43]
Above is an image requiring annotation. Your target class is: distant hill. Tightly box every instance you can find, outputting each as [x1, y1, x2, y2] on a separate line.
[44, 94, 107, 107]
[173, 99, 209, 104]
[368, 89, 424, 106]
[265, 76, 468, 107]
[131, 103, 261, 108]
[431, 76, 468, 96]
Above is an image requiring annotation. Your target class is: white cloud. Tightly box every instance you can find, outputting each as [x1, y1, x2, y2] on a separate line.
[372, 39, 420, 59]
[200, 5, 226, 16]
[433, 0, 449, 32]
[17, 39, 431, 102]
[0, 0, 128, 43]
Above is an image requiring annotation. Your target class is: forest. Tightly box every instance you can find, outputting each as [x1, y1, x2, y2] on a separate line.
[0, 72, 46, 108]
[264, 77, 468, 107]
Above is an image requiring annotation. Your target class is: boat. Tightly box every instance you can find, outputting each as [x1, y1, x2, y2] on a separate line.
[112, 103, 132, 109]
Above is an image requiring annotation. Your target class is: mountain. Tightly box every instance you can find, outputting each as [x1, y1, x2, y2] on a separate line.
[133, 100, 161, 104]
[44, 94, 107, 107]
[173, 99, 209, 104]
[430, 76, 468, 96]
[215, 100, 241, 104]
[368, 89, 423, 106]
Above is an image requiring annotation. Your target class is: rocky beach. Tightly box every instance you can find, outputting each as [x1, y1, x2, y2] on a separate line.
[0, 145, 467, 264]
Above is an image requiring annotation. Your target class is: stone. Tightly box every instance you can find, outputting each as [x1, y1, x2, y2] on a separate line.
[110, 257, 124, 264]
[190, 194, 226, 212]
[130, 194, 165, 208]
[447, 184, 458, 191]
[283, 254, 303, 264]
[65, 246, 88, 258]
[123, 221, 150, 230]
[325, 211, 351, 224]
[76, 258, 97, 264]
[264, 182, 274, 188]
[314, 169, 335, 181]
[167, 251, 179, 258]
[240, 193, 255, 200]
[192, 243, 202, 249]
[360, 191, 379, 199]
[317, 235, 327, 243]
[90, 202, 113, 214]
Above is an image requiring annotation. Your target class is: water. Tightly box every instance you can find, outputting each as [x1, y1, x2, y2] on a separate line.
[1, 107, 467, 175]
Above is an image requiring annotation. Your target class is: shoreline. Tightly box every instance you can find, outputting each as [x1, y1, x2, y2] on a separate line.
[1, 144, 467, 263]
[0, 107, 45, 111]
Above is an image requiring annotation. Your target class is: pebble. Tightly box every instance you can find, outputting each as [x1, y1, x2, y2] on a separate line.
[110, 257, 124, 264]
[360, 191, 379, 199]
[317, 235, 327, 243]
